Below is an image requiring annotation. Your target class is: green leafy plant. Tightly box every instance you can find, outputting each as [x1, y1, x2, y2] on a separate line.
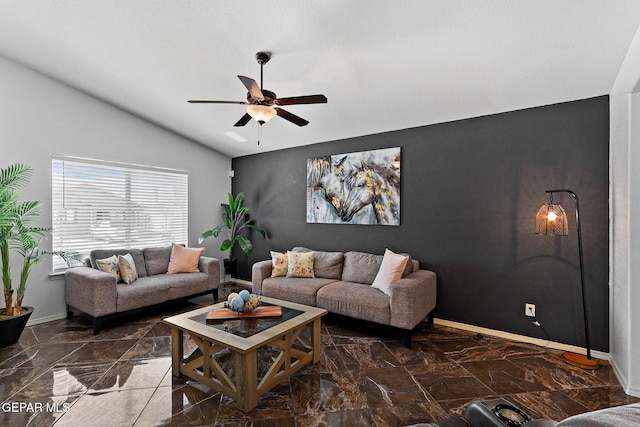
[1, 164, 77, 318]
[198, 192, 267, 258]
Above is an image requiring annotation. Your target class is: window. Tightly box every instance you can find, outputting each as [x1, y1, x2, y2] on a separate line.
[51, 156, 188, 271]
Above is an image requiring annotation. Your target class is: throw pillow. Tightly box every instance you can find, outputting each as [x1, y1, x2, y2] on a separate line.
[118, 253, 138, 284]
[270, 251, 288, 277]
[96, 255, 121, 282]
[167, 243, 204, 274]
[286, 251, 315, 278]
[371, 248, 410, 296]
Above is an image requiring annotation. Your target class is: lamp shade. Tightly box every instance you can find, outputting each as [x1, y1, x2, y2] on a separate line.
[247, 105, 277, 124]
[535, 202, 568, 236]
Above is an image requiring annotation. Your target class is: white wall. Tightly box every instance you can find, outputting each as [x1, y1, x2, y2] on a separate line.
[0, 55, 231, 324]
[610, 24, 640, 397]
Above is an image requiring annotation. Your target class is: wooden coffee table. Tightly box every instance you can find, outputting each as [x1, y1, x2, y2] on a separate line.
[163, 296, 327, 412]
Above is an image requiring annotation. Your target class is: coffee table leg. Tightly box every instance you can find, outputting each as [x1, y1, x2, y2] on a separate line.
[312, 318, 322, 364]
[171, 328, 184, 377]
[235, 350, 258, 413]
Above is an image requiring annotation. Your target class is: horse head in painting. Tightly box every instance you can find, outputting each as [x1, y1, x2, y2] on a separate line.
[310, 155, 400, 225]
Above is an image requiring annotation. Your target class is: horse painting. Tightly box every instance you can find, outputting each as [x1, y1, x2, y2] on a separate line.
[307, 147, 401, 225]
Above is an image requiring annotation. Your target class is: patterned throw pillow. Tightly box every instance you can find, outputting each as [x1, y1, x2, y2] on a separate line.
[286, 251, 315, 278]
[96, 255, 121, 282]
[270, 251, 288, 277]
[118, 253, 138, 284]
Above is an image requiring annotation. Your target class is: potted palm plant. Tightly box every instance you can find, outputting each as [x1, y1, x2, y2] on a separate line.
[1, 164, 75, 348]
[198, 192, 267, 276]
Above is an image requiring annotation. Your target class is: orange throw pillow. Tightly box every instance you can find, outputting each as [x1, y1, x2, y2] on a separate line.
[167, 243, 204, 274]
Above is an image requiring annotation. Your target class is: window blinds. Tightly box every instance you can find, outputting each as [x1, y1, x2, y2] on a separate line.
[51, 156, 188, 271]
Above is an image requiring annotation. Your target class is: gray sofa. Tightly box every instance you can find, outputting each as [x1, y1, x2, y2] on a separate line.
[65, 245, 220, 333]
[252, 247, 437, 347]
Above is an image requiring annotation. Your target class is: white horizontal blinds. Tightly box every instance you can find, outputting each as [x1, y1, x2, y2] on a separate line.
[51, 156, 188, 271]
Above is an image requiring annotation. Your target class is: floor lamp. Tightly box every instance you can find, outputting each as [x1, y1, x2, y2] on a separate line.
[535, 189, 598, 370]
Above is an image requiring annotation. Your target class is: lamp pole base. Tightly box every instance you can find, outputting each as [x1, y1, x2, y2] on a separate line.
[562, 351, 599, 370]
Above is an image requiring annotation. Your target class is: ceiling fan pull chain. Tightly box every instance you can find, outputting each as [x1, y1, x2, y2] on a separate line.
[257, 124, 261, 145]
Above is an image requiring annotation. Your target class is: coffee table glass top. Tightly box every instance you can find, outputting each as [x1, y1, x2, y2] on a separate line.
[189, 302, 303, 338]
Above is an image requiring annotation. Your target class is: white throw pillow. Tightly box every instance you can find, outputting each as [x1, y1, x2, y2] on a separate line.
[372, 248, 409, 296]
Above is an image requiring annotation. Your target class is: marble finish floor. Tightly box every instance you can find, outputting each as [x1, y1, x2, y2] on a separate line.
[1, 296, 638, 426]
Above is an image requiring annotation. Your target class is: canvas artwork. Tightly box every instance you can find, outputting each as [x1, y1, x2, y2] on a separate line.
[306, 147, 401, 225]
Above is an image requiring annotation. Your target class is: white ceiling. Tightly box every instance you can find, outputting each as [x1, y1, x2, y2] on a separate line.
[1, 1, 640, 158]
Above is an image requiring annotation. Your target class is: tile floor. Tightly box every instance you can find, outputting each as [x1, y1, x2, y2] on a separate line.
[1, 294, 638, 426]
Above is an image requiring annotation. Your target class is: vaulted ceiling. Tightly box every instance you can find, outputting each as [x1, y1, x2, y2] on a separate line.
[1, 1, 639, 158]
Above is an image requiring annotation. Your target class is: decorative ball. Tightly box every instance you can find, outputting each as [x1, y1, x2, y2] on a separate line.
[242, 297, 260, 312]
[227, 292, 239, 304]
[229, 295, 245, 311]
[238, 289, 251, 302]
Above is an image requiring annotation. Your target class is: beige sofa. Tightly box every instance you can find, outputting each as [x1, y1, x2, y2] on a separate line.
[65, 245, 220, 334]
[252, 247, 437, 347]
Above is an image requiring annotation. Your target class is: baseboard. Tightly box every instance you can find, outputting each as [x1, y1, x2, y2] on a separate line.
[608, 354, 640, 398]
[433, 318, 610, 361]
[27, 312, 67, 326]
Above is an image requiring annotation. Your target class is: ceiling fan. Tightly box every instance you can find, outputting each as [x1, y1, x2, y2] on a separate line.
[188, 51, 327, 127]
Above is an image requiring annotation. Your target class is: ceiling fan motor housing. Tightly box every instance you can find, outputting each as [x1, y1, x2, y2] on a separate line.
[248, 89, 277, 105]
[256, 51, 271, 65]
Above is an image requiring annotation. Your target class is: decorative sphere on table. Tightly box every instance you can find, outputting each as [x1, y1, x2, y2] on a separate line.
[227, 292, 239, 303]
[229, 295, 245, 311]
[242, 296, 260, 312]
[238, 289, 251, 301]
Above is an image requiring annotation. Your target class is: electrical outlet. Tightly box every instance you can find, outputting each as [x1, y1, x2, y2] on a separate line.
[525, 303, 536, 318]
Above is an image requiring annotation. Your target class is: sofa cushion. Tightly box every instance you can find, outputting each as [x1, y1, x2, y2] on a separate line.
[341, 251, 384, 284]
[167, 244, 204, 274]
[158, 272, 210, 299]
[317, 281, 390, 325]
[96, 255, 121, 282]
[372, 249, 410, 295]
[293, 247, 344, 280]
[262, 277, 337, 306]
[286, 251, 315, 278]
[116, 276, 171, 312]
[90, 248, 147, 278]
[118, 253, 138, 284]
[270, 251, 288, 277]
[143, 245, 174, 276]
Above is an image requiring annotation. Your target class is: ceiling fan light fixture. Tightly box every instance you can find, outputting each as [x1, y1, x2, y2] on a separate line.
[247, 104, 276, 124]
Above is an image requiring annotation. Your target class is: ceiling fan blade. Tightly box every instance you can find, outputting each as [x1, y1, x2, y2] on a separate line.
[237, 75, 264, 101]
[234, 113, 252, 127]
[275, 107, 309, 126]
[275, 94, 328, 106]
[188, 100, 249, 104]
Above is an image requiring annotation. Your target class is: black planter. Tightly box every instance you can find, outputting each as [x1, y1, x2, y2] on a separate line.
[223, 258, 238, 276]
[0, 306, 33, 348]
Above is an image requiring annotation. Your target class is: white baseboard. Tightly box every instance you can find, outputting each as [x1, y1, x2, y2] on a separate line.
[608, 354, 640, 398]
[433, 318, 610, 361]
[27, 313, 67, 326]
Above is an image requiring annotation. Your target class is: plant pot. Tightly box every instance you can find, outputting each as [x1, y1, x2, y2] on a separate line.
[224, 258, 238, 276]
[0, 306, 33, 348]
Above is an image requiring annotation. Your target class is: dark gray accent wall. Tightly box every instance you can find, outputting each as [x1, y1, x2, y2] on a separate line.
[232, 96, 610, 352]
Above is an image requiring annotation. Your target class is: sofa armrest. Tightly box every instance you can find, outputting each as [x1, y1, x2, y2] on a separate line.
[251, 260, 273, 294]
[198, 256, 221, 290]
[64, 267, 118, 317]
[389, 269, 437, 330]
